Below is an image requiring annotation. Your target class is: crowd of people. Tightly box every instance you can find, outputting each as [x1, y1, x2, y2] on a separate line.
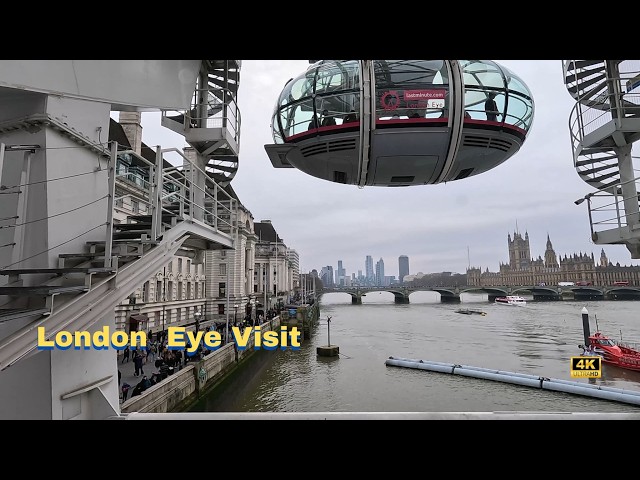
[118, 307, 285, 403]
[119, 336, 195, 402]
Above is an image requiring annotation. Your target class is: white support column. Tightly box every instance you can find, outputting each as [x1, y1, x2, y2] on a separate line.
[617, 144, 640, 229]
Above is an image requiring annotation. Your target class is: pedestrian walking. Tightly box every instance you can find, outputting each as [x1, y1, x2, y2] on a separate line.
[121, 345, 130, 363]
[121, 383, 131, 402]
[149, 341, 157, 362]
[133, 350, 144, 377]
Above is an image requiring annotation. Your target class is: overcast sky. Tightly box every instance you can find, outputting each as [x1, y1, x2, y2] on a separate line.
[134, 60, 638, 279]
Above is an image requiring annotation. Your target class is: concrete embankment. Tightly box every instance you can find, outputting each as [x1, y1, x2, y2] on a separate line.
[120, 303, 319, 414]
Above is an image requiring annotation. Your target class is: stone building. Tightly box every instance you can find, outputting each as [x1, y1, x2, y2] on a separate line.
[253, 220, 295, 313]
[467, 230, 640, 287]
[111, 114, 207, 335]
[111, 113, 298, 336]
[204, 186, 258, 326]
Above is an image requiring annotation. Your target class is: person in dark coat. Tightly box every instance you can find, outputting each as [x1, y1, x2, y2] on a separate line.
[131, 384, 143, 397]
[121, 383, 131, 401]
[140, 376, 152, 390]
[321, 109, 336, 126]
[121, 345, 130, 363]
[485, 92, 499, 122]
[133, 349, 144, 377]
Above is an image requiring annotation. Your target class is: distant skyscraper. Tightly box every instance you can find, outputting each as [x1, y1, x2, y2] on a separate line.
[321, 266, 334, 287]
[399, 255, 409, 283]
[375, 257, 385, 286]
[287, 249, 300, 287]
[336, 260, 346, 286]
[365, 255, 374, 285]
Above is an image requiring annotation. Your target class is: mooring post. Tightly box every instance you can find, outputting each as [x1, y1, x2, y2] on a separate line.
[582, 306, 590, 346]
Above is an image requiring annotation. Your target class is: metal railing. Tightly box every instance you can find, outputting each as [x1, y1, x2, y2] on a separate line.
[569, 92, 640, 163]
[577, 174, 640, 236]
[115, 411, 640, 420]
[161, 87, 241, 147]
[107, 143, 238, 267]
[159, 148, 237, 236]
[565, 61, 640, 166]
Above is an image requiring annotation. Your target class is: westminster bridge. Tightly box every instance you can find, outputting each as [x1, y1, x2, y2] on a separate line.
[319, 285, 640, 304]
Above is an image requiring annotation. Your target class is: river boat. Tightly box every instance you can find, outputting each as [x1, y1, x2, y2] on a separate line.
[494, 295, 527, 306]
[455, 308, 487, 316]
[584, 331, 640, 372]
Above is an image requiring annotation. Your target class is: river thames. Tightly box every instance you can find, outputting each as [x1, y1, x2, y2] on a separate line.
[187, 291, 640, 414]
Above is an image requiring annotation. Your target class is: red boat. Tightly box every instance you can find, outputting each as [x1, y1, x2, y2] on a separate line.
[586, 332, 640, 372]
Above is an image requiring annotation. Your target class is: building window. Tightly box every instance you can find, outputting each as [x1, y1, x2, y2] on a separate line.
[220, 263, 227, 276]
[178, 282, 183, 300]
[178, 258, 183, 273]
[167, 281, 173, 301]
[218, 304, 225, 315]
[156, 281, 162, 301]
[131, 200, 139, 213]
[221, 250, 226, 257]
[142, 282, 149, 303]
[219, 282, 226, 297]
[187, 282, 192, 300]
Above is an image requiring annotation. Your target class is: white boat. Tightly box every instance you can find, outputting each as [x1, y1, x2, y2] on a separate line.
[495, 295, 527, 306]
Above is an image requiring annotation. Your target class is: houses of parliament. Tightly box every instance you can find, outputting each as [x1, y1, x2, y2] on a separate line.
[466, 231, 640, 287]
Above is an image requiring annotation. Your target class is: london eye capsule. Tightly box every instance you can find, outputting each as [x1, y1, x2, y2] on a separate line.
[264, 60, 534, 187]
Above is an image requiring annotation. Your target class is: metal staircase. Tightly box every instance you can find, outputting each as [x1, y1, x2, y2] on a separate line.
[0, 143, 238, 371]
[0, 60, 242, 374]
[0, 60, 243, 418]
[161, 60, 241, 187]
[563, 60, 640, 257]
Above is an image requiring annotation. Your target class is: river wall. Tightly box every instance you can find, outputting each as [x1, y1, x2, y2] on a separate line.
[120, 303, 319, 414]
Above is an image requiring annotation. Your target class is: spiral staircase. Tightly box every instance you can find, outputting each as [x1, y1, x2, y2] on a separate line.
[161, 60, 241, 187]
[563, 60, 640, 257]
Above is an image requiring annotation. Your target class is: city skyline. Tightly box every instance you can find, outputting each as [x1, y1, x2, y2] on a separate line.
[320, 230, 634, 282]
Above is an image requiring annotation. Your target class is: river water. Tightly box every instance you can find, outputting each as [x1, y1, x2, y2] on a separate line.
[187, 291, 640, 414]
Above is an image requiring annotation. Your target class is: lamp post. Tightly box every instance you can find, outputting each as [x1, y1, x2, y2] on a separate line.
[162, 266, 167, 335]
[234, 303, 239, 327]
[194, 309, 201, 333]
[250, 296, 256, 327]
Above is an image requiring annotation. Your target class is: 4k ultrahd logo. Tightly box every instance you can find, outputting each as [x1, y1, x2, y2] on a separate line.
[570, 356, 602, 378]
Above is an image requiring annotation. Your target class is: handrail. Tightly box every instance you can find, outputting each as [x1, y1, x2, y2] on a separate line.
[566, 63, 640, 166]
[580, 175, 640, 237]
[0, 138, 237, 276]
[161, 86, 241, 147]
[158, 147, 237, 237]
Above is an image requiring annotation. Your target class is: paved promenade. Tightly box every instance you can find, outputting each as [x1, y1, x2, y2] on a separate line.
[116, 347, 189, 402]
[117, 350, 152, 402]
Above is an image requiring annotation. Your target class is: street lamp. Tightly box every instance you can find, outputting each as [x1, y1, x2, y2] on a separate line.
[250, 296, 256, 327]
[234, 303, 239, 327]
[194, 310, 201, 333]
[574, 191, 596, 206]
